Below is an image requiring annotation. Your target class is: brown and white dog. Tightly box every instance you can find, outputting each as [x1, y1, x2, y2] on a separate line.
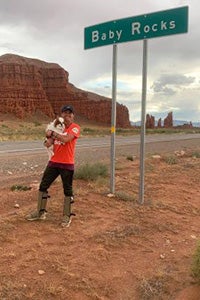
[45, 117, 65, 159]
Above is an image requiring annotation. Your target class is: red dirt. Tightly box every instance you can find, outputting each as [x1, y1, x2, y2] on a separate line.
[0, 151, 200, 299]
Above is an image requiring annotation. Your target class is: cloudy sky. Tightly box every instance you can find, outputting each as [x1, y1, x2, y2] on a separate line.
[0, 0, 199, 122]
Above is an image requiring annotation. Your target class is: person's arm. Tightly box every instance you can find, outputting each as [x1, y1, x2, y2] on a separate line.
[44, 137, 54, 148]
[46, 129, 53, 138]
[52, 132, 74, 143]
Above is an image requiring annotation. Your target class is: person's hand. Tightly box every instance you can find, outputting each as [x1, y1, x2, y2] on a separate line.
[51, 131, 59, 139]
[46, 130, 53, 138]
[44, 137, 54, 147]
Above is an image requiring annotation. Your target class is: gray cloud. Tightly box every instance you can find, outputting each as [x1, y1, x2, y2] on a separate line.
[151, 74, 195, 95]
[0, 0, 199, 122]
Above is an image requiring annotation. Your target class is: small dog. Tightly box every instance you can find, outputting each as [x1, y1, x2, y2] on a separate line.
[46, 117, 65, 135]
[45, 117, 65, 159]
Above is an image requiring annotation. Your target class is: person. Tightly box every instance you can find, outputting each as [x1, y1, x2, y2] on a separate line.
[26, 104, 80, 227]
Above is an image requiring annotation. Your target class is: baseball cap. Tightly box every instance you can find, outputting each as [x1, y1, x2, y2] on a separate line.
[61, 105, 74, 114]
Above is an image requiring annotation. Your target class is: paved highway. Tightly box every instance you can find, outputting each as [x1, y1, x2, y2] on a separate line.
[0, 133, 200, 155]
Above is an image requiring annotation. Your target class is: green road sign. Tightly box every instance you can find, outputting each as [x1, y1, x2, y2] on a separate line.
[84, 6, 188, 49]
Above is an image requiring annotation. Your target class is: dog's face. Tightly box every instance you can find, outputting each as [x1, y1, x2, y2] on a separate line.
[53, 117, 64, 128]
[46, 117, 65, 135]
[58, 117, 64, 124]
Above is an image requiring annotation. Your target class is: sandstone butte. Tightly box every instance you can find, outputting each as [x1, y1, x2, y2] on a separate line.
[0, 53, 130, 127]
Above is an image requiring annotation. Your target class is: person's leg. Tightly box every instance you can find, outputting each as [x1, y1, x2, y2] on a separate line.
[39, 166, 60, 192]
[60, 169, 74, 227]
[26, 166, 59, 221]
[60, 169, 74, 197]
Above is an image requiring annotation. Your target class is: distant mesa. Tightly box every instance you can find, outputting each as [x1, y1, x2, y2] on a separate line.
[146, 112, 174, 128]
[0, 53, 130, 127]
[147, 112, 194, 129]
[132, 112, 195, 128]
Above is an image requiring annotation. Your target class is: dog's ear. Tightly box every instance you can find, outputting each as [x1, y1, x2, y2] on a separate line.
[54, 118, 62, 127]
[58, 117, 64, 123]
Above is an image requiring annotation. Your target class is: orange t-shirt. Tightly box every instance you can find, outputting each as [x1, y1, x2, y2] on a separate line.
[50, 122, 80, 164]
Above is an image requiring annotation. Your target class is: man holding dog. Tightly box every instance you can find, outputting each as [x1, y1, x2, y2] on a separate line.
[26, 104, 80, 227]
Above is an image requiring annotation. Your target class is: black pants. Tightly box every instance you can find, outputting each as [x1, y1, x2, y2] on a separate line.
[39, 166, 74, 196]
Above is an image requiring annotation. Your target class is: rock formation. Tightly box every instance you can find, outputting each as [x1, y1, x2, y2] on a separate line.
[145, 112, 193, 129]
[146, 114, 155, 129]
[176, 122, 193, 129]
[164, 112, 173, 128]
[157, 118, 162, 128]
[0, 54, 130, 127]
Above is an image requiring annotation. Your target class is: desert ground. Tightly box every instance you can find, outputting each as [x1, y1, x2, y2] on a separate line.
[0, 133, 200, 299]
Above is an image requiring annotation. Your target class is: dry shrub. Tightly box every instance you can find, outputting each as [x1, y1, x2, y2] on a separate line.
[74, 162, 108, 181]
[139, 274, 170, 300]
[191, 240, 200, 283]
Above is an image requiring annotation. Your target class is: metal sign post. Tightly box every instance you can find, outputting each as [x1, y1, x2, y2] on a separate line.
[110, 44, 118, 194]
[84, 6, 188, 201]
[139, 39, 148, 204]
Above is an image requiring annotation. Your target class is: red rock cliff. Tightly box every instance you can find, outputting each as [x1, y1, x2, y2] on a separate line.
[0, 54, 130, 127]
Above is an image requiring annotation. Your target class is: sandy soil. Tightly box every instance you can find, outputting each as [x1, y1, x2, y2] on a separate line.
[0, 148, 200, 299]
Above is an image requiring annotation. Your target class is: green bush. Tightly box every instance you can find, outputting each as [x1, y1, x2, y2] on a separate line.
[1, 124, 8, 128]
[11, 185, 31, 191]
[115, 191, 136, 202]
[192, 151, 200, 158]
[191, 240, 200, 282]
[126, 155, 134, 161]
[82, 127, 95, 133]
[34, 121, 42, 127]
[74, 163, 108, 181]
[164, 156, 177, 165]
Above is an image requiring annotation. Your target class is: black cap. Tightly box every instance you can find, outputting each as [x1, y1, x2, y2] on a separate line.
[61, 105, 74, 114]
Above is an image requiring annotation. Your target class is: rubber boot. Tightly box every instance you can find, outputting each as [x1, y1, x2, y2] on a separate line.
[37, 191, 48, 212]
[70, 196, 74, 204]
[61, 196, 71, 227]
[26, 191, 49, 221]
